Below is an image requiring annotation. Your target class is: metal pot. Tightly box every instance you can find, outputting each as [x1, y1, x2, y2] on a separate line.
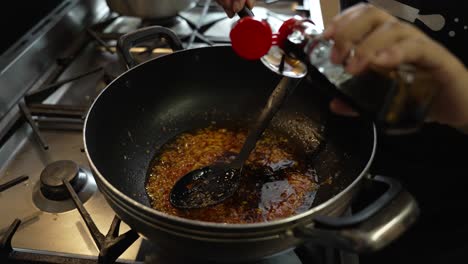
[105, 0, 197, 19]
[84, 26, 419, 262]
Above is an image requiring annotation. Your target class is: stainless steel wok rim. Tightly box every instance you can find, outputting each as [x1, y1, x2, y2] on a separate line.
[83, 45, 378, 231]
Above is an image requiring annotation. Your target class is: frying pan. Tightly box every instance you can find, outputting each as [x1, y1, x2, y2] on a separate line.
[84, 26, 419, 262]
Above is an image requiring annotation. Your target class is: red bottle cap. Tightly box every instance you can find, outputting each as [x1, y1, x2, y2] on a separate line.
[230, 17, 273, 60]
[276, 18, 300, 49]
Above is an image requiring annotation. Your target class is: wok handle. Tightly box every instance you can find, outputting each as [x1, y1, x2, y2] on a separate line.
[117, 26, 184, 69]
[294, 175, 419, 252]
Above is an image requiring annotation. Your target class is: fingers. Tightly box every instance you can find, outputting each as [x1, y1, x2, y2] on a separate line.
[217, 0, 236, 18]
[323, 3, 437, 75]
[324, 4, 393, 65]
[224, 8, 235, 18]
[324, 4, 447, 74]
[216, 0, 231, 9]
[246, 0, 256, 8]
[324, 4, 468, 127]
[372, 37, 440, 71]
[372, 39, 424, 69]
[232, 0, 246, 14]
[345, 20, 415, 74]
[216, 0, 253, 18]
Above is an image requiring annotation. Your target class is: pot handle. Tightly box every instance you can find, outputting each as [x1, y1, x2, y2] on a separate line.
[117, 26, 184, 69]
[294, 174, 419, 252]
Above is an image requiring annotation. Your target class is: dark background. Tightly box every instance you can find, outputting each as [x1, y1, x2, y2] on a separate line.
[364, 124, 468, 263]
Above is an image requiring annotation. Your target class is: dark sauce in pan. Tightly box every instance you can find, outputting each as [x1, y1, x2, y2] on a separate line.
[146, 126, 326, 223]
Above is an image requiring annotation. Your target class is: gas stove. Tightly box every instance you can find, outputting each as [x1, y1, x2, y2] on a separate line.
[0, 0, 358, 263]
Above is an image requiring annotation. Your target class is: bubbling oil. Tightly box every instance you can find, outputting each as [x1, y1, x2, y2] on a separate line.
[146, 126, 320, 223]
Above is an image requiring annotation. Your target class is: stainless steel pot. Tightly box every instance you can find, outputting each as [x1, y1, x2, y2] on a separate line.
[105, 0, 197, 19]
[84, 26, 420, 262]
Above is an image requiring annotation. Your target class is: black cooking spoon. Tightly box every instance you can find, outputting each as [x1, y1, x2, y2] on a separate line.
[169, 76, 303, 209]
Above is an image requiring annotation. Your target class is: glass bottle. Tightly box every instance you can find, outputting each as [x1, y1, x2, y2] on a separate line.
[284, 20, 438, 135]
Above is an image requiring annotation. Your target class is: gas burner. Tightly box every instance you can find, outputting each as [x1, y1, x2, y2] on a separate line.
[40, 160, 85, 200]
[32, 160, 97, 213]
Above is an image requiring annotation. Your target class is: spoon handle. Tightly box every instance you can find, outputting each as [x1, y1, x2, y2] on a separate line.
[232, 77, 302, 168]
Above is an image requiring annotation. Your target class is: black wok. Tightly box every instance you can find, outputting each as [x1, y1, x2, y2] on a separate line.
[84, 26, 419, 262]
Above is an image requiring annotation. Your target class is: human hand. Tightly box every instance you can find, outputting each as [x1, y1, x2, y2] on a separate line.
[215, 0, 255, 18]
[323, 3, 468, 129]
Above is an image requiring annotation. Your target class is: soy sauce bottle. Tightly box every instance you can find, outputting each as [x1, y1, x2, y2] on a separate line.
[283, 19, 438, 134]
[230, 17, 438, 135]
